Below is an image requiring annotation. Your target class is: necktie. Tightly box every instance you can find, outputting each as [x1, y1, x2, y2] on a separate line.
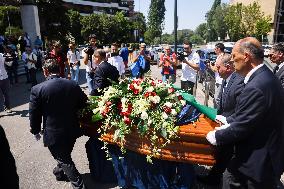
[273, 65, 279, 74]
[219, 79, 227, 112]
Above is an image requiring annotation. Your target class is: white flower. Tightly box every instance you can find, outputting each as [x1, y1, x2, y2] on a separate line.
[162, 112, 168, 119]
[141, 111, 148, 120]
[164, 102, 173, 108]
[147, 86, 154, 92]
[162, 122, 168, 127]
[147, 119, 152, 125]
[138, 86, 143, 92]
[171, 109, 177, 116]
[180, 100, 186, 106]
[152, 96, 160, 104]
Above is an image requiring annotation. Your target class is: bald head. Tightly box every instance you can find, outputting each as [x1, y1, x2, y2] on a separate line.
[237, 37, 264, 62]
[232, 37, 264, 76]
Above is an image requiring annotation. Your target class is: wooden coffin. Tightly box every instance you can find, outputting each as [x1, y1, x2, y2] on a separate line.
[80, 114, 218, 166]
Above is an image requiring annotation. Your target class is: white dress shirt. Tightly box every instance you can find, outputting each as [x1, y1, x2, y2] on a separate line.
[0, 53, 8, 80]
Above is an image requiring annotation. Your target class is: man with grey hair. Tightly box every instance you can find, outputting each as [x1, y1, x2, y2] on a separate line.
[198, 54, 244, 186]
[269, 43, 284, 88]
[206, 37, 284, 189]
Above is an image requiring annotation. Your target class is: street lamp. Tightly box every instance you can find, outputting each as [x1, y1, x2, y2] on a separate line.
[174, 0, 177, 53]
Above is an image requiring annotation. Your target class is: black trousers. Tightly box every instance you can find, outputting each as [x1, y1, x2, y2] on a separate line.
[223, 166, 277, 189]
[48, 140, 87, 189]
[28, 68, 37, 87]
[181, 80, 195, 95]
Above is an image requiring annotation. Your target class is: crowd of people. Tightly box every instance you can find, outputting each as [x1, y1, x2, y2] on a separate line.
[1, 33, 284, 189]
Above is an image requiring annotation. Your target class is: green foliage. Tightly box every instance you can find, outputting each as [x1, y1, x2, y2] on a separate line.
[224, 2, 272, 41]
[176, 29, 194, 44]
[195, 23, 207, 40]
[190, 34, 204, 45]
[37, 0, 69, 43]
[66, 10, 83, 44]
[206, 0, 221, 41]
[5, 26, 22, 36]
[132, 12, 147, 36]
[212, 4, 228, 40]
[0, 6, 21, 35]
[146, 0, 166, 44]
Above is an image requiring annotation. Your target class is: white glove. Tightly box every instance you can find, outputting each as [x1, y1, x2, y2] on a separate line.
[215, 115, 228, 125]
[34, 133, 41, 141]
[206, 130, 217, 145]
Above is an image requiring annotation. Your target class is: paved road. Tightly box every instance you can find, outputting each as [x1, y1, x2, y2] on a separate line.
[0, 64, 282, 189]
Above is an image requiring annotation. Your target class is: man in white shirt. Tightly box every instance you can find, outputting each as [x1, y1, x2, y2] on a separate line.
[211, 43, 225, 108]
[0, 52, 11, 113]
[22, 46, 37, 88]
[108, 43, 125, 77]
[82, 34, 97, 94]
[269, 43, 284, 88]
[179, 42, 200, 95]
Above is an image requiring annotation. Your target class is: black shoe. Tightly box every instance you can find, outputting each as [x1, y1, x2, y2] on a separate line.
[197, 174, 221, 186]
[56, 174, 70, 182]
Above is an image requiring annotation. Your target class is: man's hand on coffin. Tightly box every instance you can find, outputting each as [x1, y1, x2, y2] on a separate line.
[215, 115, 228, 125]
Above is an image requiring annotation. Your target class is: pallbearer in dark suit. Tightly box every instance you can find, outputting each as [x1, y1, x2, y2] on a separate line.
[29, 59, 88, 189]
[198, 54, 244, 185]
[269, 43, 284, 88]
[207, 37, 284, 189]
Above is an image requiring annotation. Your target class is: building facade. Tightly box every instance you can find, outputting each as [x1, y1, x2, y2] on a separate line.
[230, 0, 284, 43]
[62, 0, 134, 17]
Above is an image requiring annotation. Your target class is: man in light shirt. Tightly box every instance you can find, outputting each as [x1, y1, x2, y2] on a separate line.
[108, 43, 125, 77]
[0, 50, 11, 113]
[206, 37, 284, 189]
[180, 41, 200, 95]
[211, 43, 225, 108]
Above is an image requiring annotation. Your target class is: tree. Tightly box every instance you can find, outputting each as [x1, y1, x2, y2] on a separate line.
[146, 0, 166, 44]
[212, 4, 228, 40]
[0, 6, 21, 35]
[190, 34, 204, 45]
[206, 0, 221, 41]
[195, 23, 207, 40]
[66, 10, 83, 44]
[37, 0, 69, 43]
[224, 2, 272, 41]
[132, 12, 147, 42]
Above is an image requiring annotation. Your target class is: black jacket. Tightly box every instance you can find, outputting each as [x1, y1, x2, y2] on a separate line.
[215, 65, 284, 182]
[29, 75, 88, 146]
[217, 72, 244, 119]
[275, 64, 284, 89]
[0, 125, 19, 189]
[91, 61, 119, 96]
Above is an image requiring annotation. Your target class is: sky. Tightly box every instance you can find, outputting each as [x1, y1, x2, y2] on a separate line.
[134, 0, 231, 34]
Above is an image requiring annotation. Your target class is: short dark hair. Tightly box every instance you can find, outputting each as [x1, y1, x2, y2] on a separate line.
[89, 34, 97, 40]
[111, 42, 118, 47]
[42, 58, 60, 73]
[272, 43, 284, 53]
[93, 49, 106, 59]
[183, 41, 192, 48]
[215, 43, 225, 52]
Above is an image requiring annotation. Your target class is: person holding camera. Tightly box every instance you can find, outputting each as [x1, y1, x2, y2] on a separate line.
[159, 45, 176, 83]
[82, 34, 97, 94]
[179, 42, 200, 95]
[67, 42, 80, 84]
[108, 43, 125, 77]
[131, 43, 151, 79]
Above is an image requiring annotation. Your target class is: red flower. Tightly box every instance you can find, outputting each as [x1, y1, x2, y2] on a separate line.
[163, 106, 172, 114]
[144, 92, 150, 98]
[151, 81, 156, 86]
[124, 116, 131, 125]
[168, 88, 175, 93]
[151, 92, 156, 96]
[129, 84, 135, 90]
[134, 89, 139, 95]
[128, 104, 133, 112]
[178, 95, 183, 100]
[106, 101, 112, 106]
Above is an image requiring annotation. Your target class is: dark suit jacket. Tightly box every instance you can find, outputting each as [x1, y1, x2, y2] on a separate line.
[275, 64, 284, 88]
[0, 125, 19, 189]
[90, 61, 119, 96]
[215, 65, 284, 182]
[217, 72, 244, 119]
[29, 75, 88, 146]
